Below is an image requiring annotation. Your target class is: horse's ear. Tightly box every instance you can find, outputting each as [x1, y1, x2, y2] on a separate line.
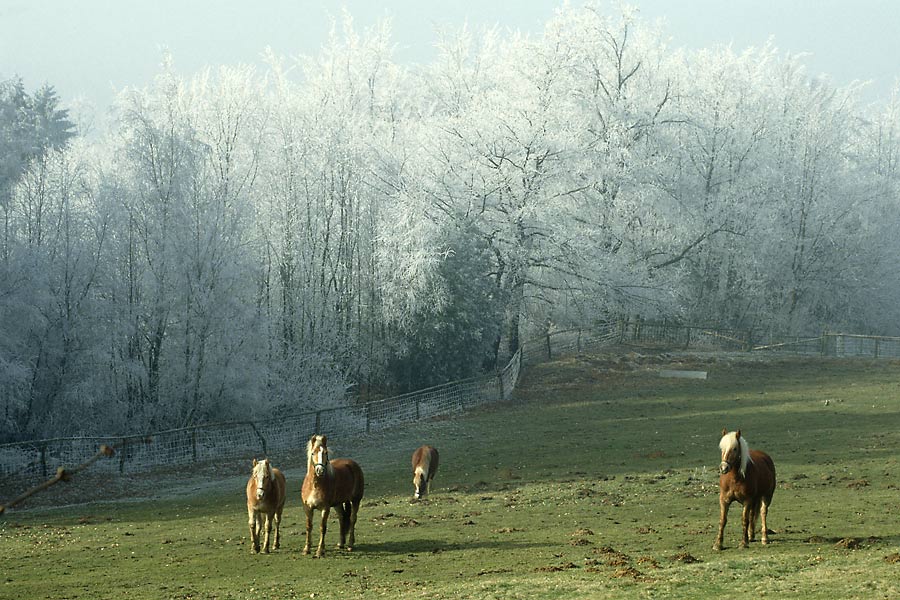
[252, 458, 258, 467]
[310, 434, 317, 443]
[721, 427, 728, 437]
[735, 429, 741, 439]
[321, 435, 327, 445]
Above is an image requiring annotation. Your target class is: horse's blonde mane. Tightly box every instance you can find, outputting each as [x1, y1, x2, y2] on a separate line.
[720, 431, 753, 477]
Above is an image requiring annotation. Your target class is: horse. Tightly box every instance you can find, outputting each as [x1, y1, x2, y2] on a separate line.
[713, 428, 776, 550]
[412, 445, 439, 499]
[301, 434, 365, 557]
[246, 458, 286, 554]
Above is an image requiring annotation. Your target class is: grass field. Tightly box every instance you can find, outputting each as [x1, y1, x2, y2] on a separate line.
[2, 351, 900, 599]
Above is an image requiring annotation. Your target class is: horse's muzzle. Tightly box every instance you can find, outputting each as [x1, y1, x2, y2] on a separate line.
[719, 462, 731, 474]
[256, 489, 265, 500]
[314, 463, 325, 477]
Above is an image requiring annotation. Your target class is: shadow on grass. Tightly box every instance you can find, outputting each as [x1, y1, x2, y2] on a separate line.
[360, 537, 548, 555]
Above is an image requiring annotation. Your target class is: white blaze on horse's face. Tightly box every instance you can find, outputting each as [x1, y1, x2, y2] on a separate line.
[255, 460, 268, 500]
[313, 442, 328, 477]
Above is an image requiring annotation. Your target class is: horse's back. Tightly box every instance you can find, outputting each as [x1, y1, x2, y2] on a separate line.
[429, 446, 439, 475]
[272, 467, 287, 508]
[413, 445, 439, 474]
[750, 449, 776, 496]
[331, 458, 365, 501]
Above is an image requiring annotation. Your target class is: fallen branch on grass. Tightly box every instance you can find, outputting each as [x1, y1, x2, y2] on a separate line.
[0, 444, 116, 515]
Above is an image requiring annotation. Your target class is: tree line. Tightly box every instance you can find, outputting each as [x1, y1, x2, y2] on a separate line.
[2, 4, 899, 440]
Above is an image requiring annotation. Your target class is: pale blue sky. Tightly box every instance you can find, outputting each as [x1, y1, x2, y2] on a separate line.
[1, 0, 897, 113]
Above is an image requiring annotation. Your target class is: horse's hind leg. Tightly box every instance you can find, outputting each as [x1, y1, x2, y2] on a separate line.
[346, 499, 359, 551]
[334, 503, 347, 549]
[740, 503, 752, 548]
[760, 497, 771, 545]
[273, 508, 282, 550]
[748, 500, 759, 542]
[262, 512, 273, 553]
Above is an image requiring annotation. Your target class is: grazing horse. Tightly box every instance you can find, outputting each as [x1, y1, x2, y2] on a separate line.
[411, 445, 439, 499]
[301, 434, 365, 558]
[714, 428, 776, 550]
[246, 458, 286, 554]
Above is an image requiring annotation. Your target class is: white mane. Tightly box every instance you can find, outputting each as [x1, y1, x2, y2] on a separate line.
[720, 431, 753, 477]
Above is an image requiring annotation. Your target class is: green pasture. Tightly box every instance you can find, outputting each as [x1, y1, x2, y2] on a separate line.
[2, 352, 900, 599]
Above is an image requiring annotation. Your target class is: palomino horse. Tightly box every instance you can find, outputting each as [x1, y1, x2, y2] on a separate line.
[714, 428, 776, 550]
[301, 434, 365, 557]
[412, 445, 439, 499]
[246, 458, 286, 554]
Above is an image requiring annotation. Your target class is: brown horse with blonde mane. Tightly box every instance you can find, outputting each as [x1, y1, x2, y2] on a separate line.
[301, 434, 365, 557]
[246, 458, 286, 554]
[714, 428, 776, 550]
[411, 445, 439, 499]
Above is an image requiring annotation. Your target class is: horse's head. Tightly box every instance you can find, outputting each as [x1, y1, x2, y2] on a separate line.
[719, 428, 749, 476]
[252, 458, 272, 500]
[308, 434, 329, 477]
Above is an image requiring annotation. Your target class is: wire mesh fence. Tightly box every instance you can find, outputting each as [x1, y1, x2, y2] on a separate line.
[3, 321, 894, 482]
[0, 324, 608, 480]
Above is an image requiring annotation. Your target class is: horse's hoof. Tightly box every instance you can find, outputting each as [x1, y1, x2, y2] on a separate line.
[302, 548, 310, 555]
[346, 546, 353, 552]
[263, 548, 270, 554]
[712, 543, 722, 551]
[761, 539, 769, 545]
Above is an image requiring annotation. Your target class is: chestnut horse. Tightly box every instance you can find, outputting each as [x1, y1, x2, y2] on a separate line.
[301, 434, 365, 557]
[412, 445, 439, 499]
[713, 428, 776, 550]
[246, 458, 286, 554]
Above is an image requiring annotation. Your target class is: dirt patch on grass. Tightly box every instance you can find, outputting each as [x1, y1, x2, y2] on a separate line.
[883, 553, 900, 564]
[611, 567, 644, 579]
[672, 552, 701, 564]
[535, 562, 578, 572]
[834, 537, 862, 550]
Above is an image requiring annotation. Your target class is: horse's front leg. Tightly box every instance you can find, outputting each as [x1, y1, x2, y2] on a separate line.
[713, 495, 730, 551]
[740, 503, 751, 548]
[316, 506, 330, 558]
[303, 506, 313, 555]
[262, 511, 273, 553]
[248, 509, 260, 554]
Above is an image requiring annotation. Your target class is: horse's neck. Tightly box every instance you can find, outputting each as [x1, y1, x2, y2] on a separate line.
[307, 460, 333, 487]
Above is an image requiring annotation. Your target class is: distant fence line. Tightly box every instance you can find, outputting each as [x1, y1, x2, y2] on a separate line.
[0, 323, 621, 480]
[2, 320, 895, 482]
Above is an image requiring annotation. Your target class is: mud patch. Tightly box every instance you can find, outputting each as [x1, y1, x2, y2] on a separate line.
[834, 537, 861, 550]
[672, 552, 701, 564]
[535, 562, 578, 572]
[611, 567, 643, 579]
